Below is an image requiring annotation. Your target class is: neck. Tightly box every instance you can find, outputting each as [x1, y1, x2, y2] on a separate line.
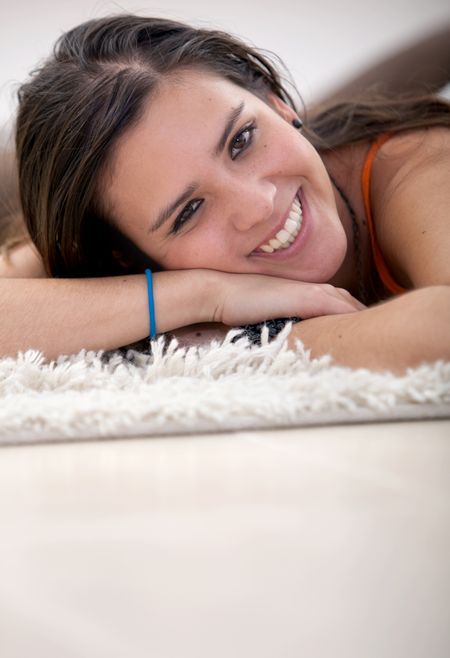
[329, 174, 364, 298]
[321, 145, 371, 302]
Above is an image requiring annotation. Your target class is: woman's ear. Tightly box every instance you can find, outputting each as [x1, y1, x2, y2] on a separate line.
[267, 93, 298, 123]
[111, 249, 134, 269]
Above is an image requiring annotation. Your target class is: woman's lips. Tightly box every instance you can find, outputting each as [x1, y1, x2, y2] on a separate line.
[253, 191, 300, 252]
[251, 188, 311, 259]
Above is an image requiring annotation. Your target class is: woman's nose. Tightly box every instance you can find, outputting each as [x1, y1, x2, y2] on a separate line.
[226, 179, 276, 232]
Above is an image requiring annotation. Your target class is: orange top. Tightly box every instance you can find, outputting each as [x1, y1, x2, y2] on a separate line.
[361, 133, 407, 296]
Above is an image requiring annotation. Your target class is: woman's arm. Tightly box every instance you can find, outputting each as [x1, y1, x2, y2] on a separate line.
[0, 273, 198, 360]
[315, 23, 450, 107]
[0, 270, 363, 361]
[289, 286, 450, 374]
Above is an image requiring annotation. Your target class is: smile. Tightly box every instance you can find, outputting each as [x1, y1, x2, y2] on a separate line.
[255, 194, 303, 253]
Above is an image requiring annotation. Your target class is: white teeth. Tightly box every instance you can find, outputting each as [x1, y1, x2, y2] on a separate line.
[257, 195, 303, 253]
[285, 218, 299, 233]
[275, 228, 291, 243]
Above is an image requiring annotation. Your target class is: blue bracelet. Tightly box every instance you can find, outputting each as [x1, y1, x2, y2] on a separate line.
[145, 268, 157, 339]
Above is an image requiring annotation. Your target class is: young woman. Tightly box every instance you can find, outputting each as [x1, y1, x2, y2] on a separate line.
[1, 15, 449, 372]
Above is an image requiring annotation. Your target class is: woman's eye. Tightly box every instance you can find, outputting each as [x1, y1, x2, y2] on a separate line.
[171, 198, 203, 234]
[230, 122, 256, 160]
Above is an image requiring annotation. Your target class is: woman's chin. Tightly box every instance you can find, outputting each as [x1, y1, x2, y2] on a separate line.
[320, 242, 353, 287]
[303, 240, 348, 284]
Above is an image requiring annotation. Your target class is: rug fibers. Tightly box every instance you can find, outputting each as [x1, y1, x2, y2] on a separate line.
[0, 324, 449, 445]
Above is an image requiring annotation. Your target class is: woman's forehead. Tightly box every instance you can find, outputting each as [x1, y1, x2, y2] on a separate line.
[111, 70, 250, 167]
[151, 68, 251, 121]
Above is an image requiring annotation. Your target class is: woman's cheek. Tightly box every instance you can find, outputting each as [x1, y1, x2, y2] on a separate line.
[162, 238, 205, 270]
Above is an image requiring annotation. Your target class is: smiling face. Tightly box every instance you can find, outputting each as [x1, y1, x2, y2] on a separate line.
[102, 68, 348, 282]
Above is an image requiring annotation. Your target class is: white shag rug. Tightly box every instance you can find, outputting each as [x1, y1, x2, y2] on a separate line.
[1, 324, 449, 445]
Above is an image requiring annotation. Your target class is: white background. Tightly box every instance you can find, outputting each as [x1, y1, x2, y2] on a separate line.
[1, 0, 450, 135]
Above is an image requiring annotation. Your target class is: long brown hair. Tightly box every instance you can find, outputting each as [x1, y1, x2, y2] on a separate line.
[14, 14, 450, 278]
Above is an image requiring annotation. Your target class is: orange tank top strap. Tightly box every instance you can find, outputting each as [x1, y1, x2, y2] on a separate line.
[361, 132, 407, 296]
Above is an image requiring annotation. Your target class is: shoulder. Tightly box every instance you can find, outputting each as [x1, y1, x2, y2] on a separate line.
[0, 240, 47, 278]
[373, 126, 450, 172]
[370, 126, 450, 288]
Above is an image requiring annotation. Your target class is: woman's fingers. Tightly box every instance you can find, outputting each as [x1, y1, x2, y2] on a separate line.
[300, 285, 361, 317]
[326, 286, 367, 311]
[336, 286, 366, 304]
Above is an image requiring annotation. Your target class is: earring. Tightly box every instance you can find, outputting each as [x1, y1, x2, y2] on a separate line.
[292, 117, 303, 129]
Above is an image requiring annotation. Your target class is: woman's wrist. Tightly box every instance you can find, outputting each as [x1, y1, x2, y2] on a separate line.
[151, 268, 224, 333]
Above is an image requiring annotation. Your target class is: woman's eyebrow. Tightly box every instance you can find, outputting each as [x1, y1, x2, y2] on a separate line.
[148, 101, 245, 234]
[149, 183, 199, 233]
[214, 101, 245, 156]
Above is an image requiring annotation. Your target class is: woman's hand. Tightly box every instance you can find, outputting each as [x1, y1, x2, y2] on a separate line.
[208, 271, 365, 327]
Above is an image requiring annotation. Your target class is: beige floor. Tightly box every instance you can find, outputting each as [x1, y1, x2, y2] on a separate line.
[1, 419, 449, 658]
